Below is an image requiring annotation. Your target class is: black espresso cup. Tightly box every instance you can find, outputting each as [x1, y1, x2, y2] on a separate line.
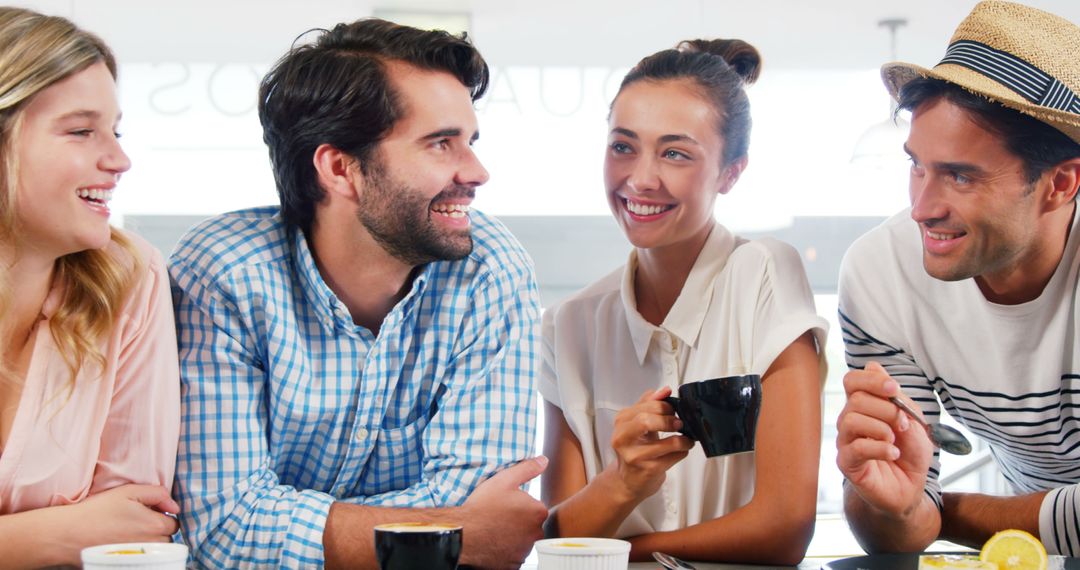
[664, 374, 762, 457]
[374, 522, 462, 570]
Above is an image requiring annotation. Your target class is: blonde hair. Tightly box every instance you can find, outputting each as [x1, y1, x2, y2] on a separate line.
[0, 8, 140, 387]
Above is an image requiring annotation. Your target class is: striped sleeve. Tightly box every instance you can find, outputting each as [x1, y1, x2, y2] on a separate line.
[837, 231, 944, 511]
[1039, 470, 1080, 555]
[839, 309, 945, 509]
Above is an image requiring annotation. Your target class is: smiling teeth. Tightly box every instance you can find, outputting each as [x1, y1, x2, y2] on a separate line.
[76, 188, 113, 202]
[927, 231, 955, 240]
[625, 200, 670, 216]
[432, 203, 470, 218]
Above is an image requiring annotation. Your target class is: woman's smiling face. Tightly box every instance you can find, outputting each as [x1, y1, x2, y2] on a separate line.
[13, 61, 129, 258]
[604, 78, 740, 253]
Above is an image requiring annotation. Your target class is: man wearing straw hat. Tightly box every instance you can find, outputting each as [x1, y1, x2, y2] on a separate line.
[836, 1, 1080, 555]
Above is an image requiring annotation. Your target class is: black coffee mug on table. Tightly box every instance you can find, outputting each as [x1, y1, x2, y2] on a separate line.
[374, 522, 462, 570]
[663, 374, 762, 458]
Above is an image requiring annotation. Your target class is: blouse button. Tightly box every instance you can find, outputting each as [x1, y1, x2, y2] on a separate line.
[355, 427, 370, 441]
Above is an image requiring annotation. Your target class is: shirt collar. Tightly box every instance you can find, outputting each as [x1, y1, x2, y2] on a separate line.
[620, 224, 737, 364]
[620, 255, 655, 365]
[293, 228, 343, 333]
[292, 228, 431, 334]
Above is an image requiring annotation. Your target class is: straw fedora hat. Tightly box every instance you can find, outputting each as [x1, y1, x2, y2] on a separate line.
[881, 0, 1080, 145]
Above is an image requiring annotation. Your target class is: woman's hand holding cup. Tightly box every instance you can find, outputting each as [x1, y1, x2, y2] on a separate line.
[608, 387, 694, 503]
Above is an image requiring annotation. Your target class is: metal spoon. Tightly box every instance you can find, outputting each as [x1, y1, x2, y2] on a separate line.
[890, 396, 972, 455]
[653, 551, 697, 570]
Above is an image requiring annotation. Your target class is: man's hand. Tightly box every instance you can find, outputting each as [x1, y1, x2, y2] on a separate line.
[836, 362, 935, 517]
[459, 456, 549, 569]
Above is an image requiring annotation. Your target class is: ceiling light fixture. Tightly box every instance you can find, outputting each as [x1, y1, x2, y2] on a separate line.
[851, 18, 911, 167]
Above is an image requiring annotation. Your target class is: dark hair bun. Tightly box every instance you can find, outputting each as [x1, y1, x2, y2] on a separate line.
[678, 38, 761, 85]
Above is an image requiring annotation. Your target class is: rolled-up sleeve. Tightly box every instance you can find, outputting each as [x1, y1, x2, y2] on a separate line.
[171, 257, 332, 569]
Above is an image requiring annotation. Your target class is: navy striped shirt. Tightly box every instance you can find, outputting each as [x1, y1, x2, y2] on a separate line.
[839, 208, 1080, 555]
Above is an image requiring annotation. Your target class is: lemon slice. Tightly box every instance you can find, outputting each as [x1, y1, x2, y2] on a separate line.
[980, 529, 1048, 570]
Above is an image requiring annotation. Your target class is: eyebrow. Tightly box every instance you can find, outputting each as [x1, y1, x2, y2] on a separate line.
[659, 133, 700, 145]
[610, 127, 700, 146]
[904, 144, 986, 176]
[55, 110, 102, 122]
[421, 128, 479, 144]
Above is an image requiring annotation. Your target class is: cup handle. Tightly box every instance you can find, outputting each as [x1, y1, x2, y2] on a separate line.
[662, 396, 695, 440]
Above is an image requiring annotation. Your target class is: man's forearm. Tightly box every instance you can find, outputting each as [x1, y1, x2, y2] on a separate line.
[324, 502, 465, 570]
[940, 491, 1046, 549]
[844, 484, 942, 553]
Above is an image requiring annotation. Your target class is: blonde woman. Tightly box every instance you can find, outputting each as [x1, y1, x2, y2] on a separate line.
[0, 8, 180, 567]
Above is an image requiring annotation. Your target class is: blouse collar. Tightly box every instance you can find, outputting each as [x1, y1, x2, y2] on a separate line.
[620, 224, 737, 364]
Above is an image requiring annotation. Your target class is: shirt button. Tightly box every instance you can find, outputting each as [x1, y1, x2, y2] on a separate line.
[663, 364, 673, 374]
[355, 428, 369, 441]
[334, 488, 347, 499]
[666, 502, 677, 514]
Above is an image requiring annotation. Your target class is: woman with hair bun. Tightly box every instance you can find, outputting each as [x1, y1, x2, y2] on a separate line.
[540, 39, 827, 564]
[0, 7, 181, 566]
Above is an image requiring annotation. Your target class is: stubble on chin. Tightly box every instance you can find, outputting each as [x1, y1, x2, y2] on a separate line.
[426, 223, 473, 262]
[921, 253, 975, 283]
[377, 214, 474, 266]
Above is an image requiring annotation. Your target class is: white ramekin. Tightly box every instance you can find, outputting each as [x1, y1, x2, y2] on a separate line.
[81, 543, 188, 570]
[534, 537, 631, 570]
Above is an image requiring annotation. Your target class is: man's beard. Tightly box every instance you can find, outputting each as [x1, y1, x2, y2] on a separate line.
[357, 159, 474, 266]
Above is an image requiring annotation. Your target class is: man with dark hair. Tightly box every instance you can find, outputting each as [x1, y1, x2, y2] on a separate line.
[169, 19, 546, 568]
[836, 0, 1080, 556]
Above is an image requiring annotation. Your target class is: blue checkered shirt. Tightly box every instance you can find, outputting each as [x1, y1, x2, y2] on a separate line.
[169, 206, 540, 568]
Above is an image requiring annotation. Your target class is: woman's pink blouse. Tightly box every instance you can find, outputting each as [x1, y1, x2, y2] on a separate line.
[0, 232, 180, 513]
